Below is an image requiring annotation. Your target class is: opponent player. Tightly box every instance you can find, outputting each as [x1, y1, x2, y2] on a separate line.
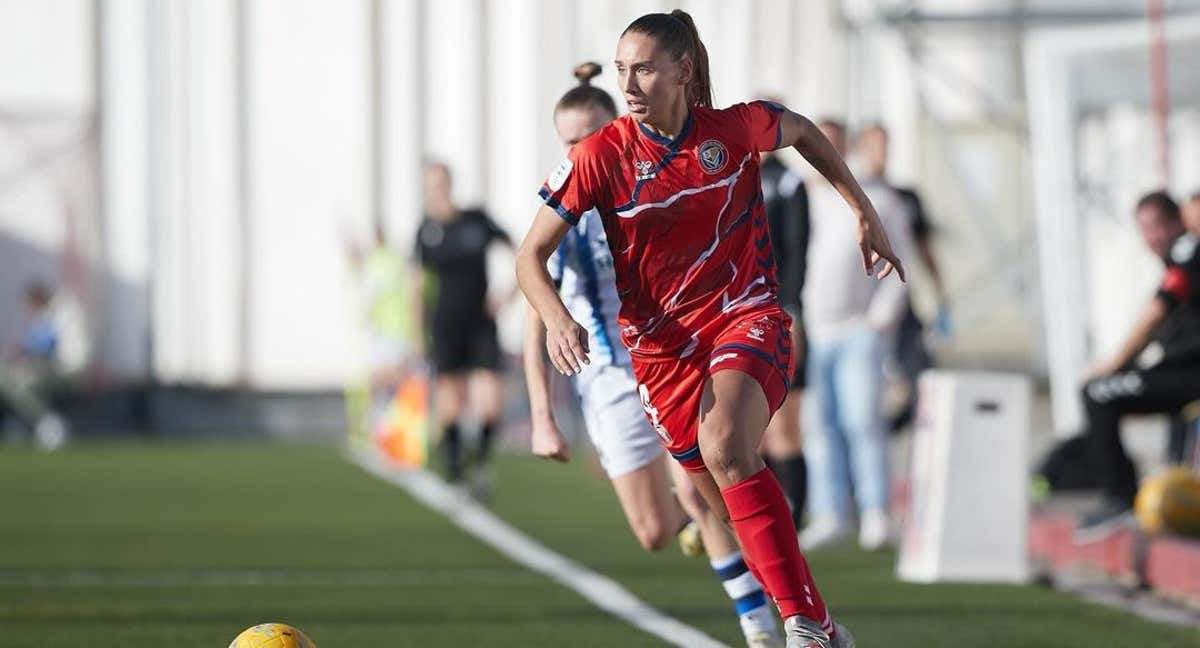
[524, 62, 782, 647]
[516, 11, 904, 648]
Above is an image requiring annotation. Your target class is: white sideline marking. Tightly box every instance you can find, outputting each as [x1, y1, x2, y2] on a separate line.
[348, 448, 732, 648]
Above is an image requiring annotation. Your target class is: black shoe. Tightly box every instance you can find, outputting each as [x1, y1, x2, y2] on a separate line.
[465, 464, 492, 504]
[1073, 499, 1134, 544]
[439, 441, 464, 483]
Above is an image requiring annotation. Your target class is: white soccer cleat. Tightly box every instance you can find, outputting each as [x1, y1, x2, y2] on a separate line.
[831, 622, 855, 648]
[34, 413, 69, 452]
[784, 616, 856, 648]
[746, 629, 786, 648]
[740, 605, 783, 647]
[858, 508, 891, 551]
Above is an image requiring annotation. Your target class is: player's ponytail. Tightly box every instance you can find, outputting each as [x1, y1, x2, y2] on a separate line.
[623, 10, 713, 109]
[573, 61, 602, 86]
[555, 61, 618, 118]
[668, 10, 712, 109]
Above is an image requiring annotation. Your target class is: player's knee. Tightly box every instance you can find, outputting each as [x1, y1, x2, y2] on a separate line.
[630, 518, 672, 552]
[699, 418, 747, 478]
[674, 479, 708, 517]
[435, 383, 466, 423]
[477, 383, 504, 422]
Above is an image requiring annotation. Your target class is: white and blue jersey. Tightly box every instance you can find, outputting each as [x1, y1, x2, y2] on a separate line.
[548, 209, 629, 375]
[547, 209, 657, 479]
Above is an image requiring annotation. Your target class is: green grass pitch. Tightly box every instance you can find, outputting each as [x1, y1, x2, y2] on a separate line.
[0, 442, 1195, 647]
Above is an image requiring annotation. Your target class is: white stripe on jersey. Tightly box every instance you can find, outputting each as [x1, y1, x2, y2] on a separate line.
[618, 157, 748, 219]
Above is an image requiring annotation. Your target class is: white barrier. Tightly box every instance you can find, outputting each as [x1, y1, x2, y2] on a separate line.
[898, 370, 1032, 583]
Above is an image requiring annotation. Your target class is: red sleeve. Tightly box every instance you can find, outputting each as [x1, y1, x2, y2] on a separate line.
[731, 100, 786, 152]
[537, 140, 605, 226]
[1158, 266, 1191, 306]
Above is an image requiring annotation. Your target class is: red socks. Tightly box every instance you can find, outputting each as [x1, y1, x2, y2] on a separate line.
[721, 467, 831, 630]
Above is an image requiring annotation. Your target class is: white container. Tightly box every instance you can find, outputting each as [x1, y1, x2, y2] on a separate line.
[897, 370, 1033, 583]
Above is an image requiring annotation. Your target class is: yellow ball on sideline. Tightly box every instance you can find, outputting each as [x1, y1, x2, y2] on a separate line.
[1135, 468, 1200, 537]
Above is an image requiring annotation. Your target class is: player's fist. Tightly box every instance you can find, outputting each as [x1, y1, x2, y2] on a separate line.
[545, 315, 590, 376]
[531, 415, 571, 463]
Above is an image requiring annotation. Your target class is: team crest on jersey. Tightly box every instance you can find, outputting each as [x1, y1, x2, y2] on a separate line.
[698, 139, 728, 174]
[633, 160, 655, 180]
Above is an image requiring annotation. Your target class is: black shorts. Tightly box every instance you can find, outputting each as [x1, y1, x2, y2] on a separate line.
[790, 324, 808, 391]
[784, 306, 808, 391]
[430, 312, 501, 375]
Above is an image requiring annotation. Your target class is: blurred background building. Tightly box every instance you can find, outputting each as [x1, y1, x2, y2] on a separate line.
[2, 0, 1199, 436]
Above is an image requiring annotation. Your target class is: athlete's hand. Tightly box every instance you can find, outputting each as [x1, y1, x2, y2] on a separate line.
[531, 414, 571, 463]
[857, 208, 906, 282]
[544, 314, 590, 376]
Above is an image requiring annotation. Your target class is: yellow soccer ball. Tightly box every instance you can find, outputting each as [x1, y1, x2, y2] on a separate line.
[229, 623, 316, 648]
[1134, 468, 1200, 537]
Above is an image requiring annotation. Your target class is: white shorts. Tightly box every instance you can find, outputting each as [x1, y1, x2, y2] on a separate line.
[574, 363, 663, 479]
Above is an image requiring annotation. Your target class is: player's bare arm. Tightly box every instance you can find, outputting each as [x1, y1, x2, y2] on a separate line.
[516, 205, 591, 376]
[777, 109, 906, 283]
[522, 302, 571, 462]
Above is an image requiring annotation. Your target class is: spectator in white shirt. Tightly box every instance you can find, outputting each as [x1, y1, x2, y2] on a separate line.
[799, 120, 914, 551]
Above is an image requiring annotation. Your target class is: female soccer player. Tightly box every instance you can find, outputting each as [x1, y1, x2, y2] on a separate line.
[516, 11, 904, 648]
[525, 62, 782, 647]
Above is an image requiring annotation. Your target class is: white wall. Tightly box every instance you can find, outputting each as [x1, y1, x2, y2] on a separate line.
[145, 0, 242, 385]
[98, 0, 150, 379]
[380, 0, 422, 254]
[17, 0, 938, 390]
[98, 0, 374, 389]
[0, 0, 92, 107]
[244, 0, 371, 388]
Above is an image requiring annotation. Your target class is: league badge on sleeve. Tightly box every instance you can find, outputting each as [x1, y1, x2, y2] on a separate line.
[548, 158, 573, 191]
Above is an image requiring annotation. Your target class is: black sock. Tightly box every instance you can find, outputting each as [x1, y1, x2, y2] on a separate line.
[477, 422, 497, 464]
[442, 422, 463, 481]
[771, 454, 808, 529]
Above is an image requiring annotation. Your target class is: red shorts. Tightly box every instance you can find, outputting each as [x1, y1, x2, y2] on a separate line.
[631, 307, 793, 473]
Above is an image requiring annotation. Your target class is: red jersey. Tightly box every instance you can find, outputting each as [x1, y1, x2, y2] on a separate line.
[539, 101, 786, 361]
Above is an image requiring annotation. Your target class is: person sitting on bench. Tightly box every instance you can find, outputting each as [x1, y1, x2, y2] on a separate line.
[1075, 191, 1200, 540]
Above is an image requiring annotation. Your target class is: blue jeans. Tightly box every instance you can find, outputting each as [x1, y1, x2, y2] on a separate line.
[805, 325, 888, 518]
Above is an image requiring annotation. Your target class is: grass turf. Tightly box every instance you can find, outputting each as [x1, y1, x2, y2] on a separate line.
[0, 442, 1195, 647]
